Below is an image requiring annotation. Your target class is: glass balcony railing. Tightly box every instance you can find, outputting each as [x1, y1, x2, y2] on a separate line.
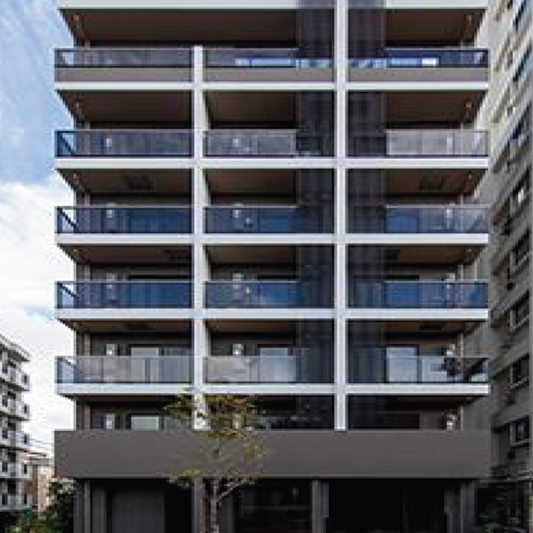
[55, 47, 193, 68]
[348, 409, 462, 430]
[56, 130, 193, 158]
[205, 47, 331, 68]
[206, 281, 331, 308]
[204, 130, 333, 157]
[349, 130, 488, 157]
[57, 206, 192, 234]
[205, 206, 331, 233]
[350, 280, 488, 309]
[57, 356, 192, 384]
[250, 412, 333, 430]
[350, 355, 488, 384]
[350, 205, 489, 233]
[57, 281, 192, 309]
[350, 48, 488, 68]
[205, 354, 330, 384]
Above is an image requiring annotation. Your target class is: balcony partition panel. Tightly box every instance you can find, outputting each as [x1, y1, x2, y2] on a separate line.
[205, 206, 327, 234]
[57, 206, 192, 234]
[56, 130, 193, 158]
[350, 280, 488, 309]
[57, 356, 192, 384]
[350, 48, 489, 68]
[205, 281, 329, 309]
[57, 281, 192, 309]
[55, 48, 193, 68]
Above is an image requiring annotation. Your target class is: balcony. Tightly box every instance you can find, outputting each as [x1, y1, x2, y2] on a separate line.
[56, 130, 193, 158]
[350, 205, 489, 234]
[349, 130, 488, 158]
[204, 130, 333, 158]
[56, 281, 192, 309]
[0, 428, 30, 450]
[0, 365, 29, 391]
[0, 397, 30, 420]
[349, 354, 488, 384]
[57, 206, 192, 235]
[205, 353, 331, 384]
[206, 281, 331, 309]
[205, 206, 330, 234]
[350, 48, 488, 69]
[0, 493, 31, 511]
[0, 462, 30, 480]
[57, 356, 192, 386]
[350, 281, 488, 309]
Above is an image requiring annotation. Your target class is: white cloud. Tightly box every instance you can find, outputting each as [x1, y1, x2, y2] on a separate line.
[0, 175, 73, 449]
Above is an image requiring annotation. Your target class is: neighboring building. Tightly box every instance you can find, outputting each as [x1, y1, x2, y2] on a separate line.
[26, 451, 54, 515]
[480, 0, 532, 528]
[53, 1, 492, 532]
[0, 334, 31, 528]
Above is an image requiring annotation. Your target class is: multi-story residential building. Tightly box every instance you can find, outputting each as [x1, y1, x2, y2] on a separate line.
[53, 1, 492, 532]
[26, 451, 54, 515]
[0, 334, 31, 528]
[480, 0, 532, 528]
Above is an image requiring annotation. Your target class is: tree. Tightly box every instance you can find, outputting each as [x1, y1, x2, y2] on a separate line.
[9, 479, 74, 533]
[165, 394, 268, 533]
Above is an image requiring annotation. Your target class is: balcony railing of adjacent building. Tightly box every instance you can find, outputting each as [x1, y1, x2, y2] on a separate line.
[56, 130, 193, 158]
[55, 47, 193, 68]
[57, 356, 192, 385]
[350, 48, 489, 68]
[204, 130, 333, 157]
[349, 130, 489, 157]
[205, 281, 331, 308]
[350, 280, 488, 309]
[0, 397, 30, 419]
[205, 353, 332, 384]
[1, 365, 29, 390]
[0, 493, 31, 510]
[205, 206, 331, 234]
[350, 205, 489, 233]
[0, 428, 30, 450]
[349, 355, 488, 384]
[0, 462, 30, 480]
[56, 281, 193, 309]
[57, 206, 192, 235]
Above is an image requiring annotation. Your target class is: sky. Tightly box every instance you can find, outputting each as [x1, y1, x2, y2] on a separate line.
[0, 0, 74, 453]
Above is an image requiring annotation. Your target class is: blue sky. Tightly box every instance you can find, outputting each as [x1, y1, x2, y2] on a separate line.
[0, 0, 74, 452]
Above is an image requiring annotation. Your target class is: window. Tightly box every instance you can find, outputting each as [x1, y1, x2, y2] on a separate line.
[510, 417, 530, 445]
[512, 231, 530, 268]
[511, 293, 530, 327]
[129, 415, 161, 431]
[103, 413, 116, 430]
[510, 355, 530, 387]
[512, 170, 531, 212]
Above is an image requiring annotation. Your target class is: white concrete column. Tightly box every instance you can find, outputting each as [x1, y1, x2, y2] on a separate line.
[334, 0, 349, 431]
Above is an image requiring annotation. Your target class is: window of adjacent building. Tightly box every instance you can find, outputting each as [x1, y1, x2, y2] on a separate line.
[510, 417, 530, 445]
[512, 231, 530, 268]
[511, 170, 531, 212]
[510, 355, 530, 387]
[510, 293, 530, 328]
[129, 415, 161, 431]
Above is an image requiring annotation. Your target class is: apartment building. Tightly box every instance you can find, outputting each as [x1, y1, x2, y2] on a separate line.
[480, 0, 532, 528]
[0, 334, 32, 528]
[53, 1, 492, 532]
